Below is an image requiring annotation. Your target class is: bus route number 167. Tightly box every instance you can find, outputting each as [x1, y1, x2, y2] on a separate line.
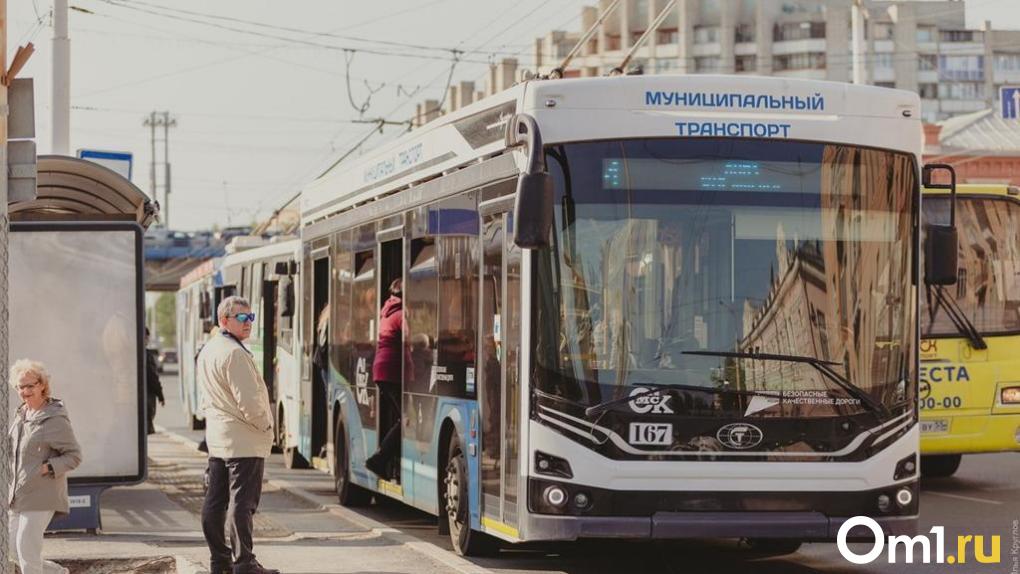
[629, 423, 673, 446]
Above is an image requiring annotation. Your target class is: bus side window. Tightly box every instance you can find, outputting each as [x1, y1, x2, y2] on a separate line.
[436, 192, 480, 398]
[407, 236, 437, 395]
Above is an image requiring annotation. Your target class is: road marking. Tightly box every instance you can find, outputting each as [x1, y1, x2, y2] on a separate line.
[926, 490, 1003, 505]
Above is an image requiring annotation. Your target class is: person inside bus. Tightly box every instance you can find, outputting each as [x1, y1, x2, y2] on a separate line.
[312, 304, 330, 458]
[365, 278, 405, 479]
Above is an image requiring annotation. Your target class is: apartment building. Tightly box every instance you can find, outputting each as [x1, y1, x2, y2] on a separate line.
[532, 0, 1020, 122]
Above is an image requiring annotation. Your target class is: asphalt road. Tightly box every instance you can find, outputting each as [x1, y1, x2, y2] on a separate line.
[154, 368, 1020, 574]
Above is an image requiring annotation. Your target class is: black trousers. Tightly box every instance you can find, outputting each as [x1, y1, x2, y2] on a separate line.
[375, 382, 401, 463]
[202, 457, 265, 572]
[146, 394, 158, 435]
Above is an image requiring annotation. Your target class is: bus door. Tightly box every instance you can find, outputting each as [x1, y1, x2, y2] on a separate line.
[479, 202, 522, 536]
[310, 253, 331, 468]
[377, 232, 405, 486]
[262, 275, 279, 425]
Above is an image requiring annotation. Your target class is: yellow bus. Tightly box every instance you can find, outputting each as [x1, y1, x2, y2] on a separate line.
[920, 184, 1020, 477]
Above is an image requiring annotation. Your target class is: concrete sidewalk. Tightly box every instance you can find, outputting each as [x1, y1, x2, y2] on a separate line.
[41, 431, 482, 574]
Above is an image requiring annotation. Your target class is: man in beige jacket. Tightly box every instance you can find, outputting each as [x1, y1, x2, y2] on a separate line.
[198, 296, 278, 574]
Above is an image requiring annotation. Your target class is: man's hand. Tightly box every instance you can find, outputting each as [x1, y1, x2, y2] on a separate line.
[39, 463, 51, 477]
[159, 398, 166, 406]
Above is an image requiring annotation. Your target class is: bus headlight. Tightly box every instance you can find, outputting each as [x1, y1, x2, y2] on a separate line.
[573, 492, 591, 509]
[544, 485, 568, 507]
[877, 494, 892, 513]
[896, 488, 913, 507]
[1001, 386, 1020, 404]
[894, 454, 918, 480]
[535, 451, 573, 479]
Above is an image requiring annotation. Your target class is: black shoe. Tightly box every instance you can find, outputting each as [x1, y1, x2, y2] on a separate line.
[364, 452, 387, 477]
[234, 561, 280, 574]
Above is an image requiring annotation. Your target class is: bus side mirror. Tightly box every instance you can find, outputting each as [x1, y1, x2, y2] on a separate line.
[199, 291, 211, 320]
[273, 261, 296, 276]
[922, 163, 959, 286]
[514, 172, 553, 249]
[924, 224, 958, 285]
[278, 276, 295, 318]
[507, 114, 553, 249]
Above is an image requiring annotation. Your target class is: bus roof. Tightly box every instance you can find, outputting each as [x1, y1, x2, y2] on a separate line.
[301, 75, 921, 226]
[179, 257, 222, 289]
[221, 237, 300, 269]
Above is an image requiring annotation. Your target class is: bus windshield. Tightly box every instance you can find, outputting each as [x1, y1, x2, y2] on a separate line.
[922, 196, 1020, 337]
[532, 138, 917, 417]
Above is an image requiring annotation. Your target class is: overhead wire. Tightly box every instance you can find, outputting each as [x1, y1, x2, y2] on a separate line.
[95, 0, 532, 57]
[261, 0, 585, 218]
[90, 0, 513, 65]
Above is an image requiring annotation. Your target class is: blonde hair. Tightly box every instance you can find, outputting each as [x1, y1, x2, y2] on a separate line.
[10, 359, 52, 400]
[217, 295, 251, 322]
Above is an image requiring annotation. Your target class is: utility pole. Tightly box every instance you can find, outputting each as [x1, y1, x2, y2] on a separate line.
[852, 0, 867, 85]
[143, 111, 176, 227]
[145, 111, 156, 208]
[162, 111, 176, 228]
[52, 0, 70, 154]
[1, 0, 12, 569]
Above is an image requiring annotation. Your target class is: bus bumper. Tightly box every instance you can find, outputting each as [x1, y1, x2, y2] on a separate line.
[520, 512, 917, 542]
[921, 413, 1020, 454]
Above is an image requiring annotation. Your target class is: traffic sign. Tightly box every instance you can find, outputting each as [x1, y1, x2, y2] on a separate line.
[77, 149, 133, 180]
[1002, 86, 1020, 120]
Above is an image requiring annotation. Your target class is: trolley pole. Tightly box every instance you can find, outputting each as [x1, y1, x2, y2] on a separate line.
[1, 0, 12, 569]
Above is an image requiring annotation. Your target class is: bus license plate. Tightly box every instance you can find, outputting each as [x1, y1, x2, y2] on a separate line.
[629, 423, 673, 446]
[921, 419, 950, 434]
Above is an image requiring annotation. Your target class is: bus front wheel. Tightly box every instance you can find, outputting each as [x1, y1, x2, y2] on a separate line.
[442, 434, 498, 557]
[335, 422, 371, 506]
[921, 454, 962, 478]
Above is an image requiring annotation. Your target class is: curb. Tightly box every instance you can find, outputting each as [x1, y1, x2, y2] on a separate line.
[156, 427, 493, 574]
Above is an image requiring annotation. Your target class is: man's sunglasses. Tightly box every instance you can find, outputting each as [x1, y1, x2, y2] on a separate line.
[231, 313, 256, 323]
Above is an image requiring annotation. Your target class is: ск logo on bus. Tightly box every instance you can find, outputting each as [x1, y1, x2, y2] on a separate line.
[628, 387, 674, 414]
[716, 423, 764, 450]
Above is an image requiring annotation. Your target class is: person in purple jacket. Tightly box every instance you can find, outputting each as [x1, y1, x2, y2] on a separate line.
[366, 278, 404, 478]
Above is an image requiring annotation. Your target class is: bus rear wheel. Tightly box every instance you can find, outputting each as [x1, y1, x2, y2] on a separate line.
[442, 434, 498, 557]
[921, 454, 962, 478]
[335, 422, 371, 506]
[741, 538, 803, 557]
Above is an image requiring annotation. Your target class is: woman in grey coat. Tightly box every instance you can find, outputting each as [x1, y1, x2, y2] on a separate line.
[8, 359, 82, 574]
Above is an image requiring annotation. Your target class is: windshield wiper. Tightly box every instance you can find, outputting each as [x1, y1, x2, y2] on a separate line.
[682, 350, 888, 416]
[926, 285, 987, 350]
[583, 383, 672, 418]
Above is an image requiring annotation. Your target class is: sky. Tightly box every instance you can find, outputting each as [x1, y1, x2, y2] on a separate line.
[7, 0, 1020, 231]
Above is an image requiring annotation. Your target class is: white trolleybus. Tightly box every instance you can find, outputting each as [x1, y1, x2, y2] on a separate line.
[218, 237, 305, 465]
[297, 74, 959, 556]
[177, 256, 225, 430]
